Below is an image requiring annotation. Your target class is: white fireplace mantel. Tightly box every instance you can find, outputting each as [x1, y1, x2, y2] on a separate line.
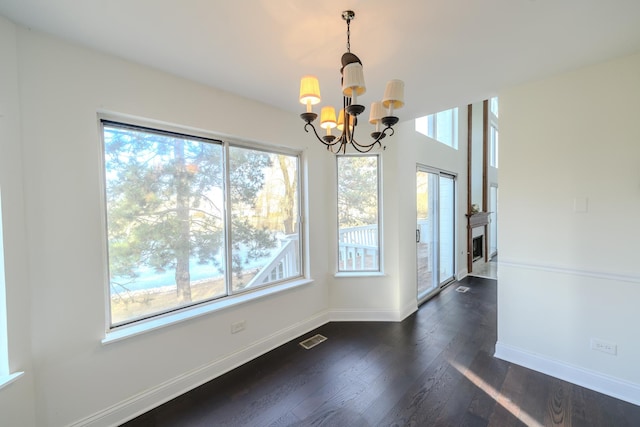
[467, 212, 491, 228]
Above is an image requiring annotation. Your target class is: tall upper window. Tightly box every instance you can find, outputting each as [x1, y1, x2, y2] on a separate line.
[415, 107, 459, 149]
[102, 120, 302, 327]
[490, 96, 499, 117]
[337, 155, 380, 273]
[490, 124, 499, 168]
[490, 97, 499, 168]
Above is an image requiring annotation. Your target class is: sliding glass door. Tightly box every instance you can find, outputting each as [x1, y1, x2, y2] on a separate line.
[416, 167, 456, 303]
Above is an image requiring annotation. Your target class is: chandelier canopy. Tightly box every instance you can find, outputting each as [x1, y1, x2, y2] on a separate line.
[298, 10, 405, 154]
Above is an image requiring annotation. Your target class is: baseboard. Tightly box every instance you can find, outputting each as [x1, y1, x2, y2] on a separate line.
[329, 308, 404, 322]
[456, 268, 468, 281]
[71, 310, 331, 427]
[495, 341, 640, 406]
[399, 300, 418, 321]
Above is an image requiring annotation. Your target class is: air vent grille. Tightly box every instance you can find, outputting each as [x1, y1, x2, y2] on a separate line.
[299, 334, 327, 350]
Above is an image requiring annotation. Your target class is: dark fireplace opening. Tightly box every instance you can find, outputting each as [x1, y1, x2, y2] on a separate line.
[472, 236, 483, 261]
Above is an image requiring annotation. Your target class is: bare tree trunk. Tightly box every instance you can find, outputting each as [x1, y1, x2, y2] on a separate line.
[175, 140, 192, 303]
[278, 156, 297, 235]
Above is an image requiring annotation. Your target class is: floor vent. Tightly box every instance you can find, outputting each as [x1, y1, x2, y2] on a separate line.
[299, 334, 327, 350]
[456, 286, 470, 293]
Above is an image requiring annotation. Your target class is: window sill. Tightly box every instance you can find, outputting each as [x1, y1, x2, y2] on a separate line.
[102, 278, 313, 345]
[0, 372, 24, 391]
[334, 271, 386, 278]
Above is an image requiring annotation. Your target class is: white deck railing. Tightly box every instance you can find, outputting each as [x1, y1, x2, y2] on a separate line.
[246, 235, 299, 287]
[248, 224, 386, 284]
[339, 224, 378, 271]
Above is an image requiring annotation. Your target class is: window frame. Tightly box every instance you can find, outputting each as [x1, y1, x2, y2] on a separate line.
[415, 107, 459, 149]
[489, 97, 499, 168]
[335, 154, 382, 275]
[99, 115, 307, 338]
[490, 123, 499, 168]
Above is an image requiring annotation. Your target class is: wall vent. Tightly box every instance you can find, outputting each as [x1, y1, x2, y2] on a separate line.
[299, 334, 327, 350]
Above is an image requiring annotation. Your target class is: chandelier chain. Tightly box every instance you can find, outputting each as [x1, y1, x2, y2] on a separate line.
[346, 19, 351, 52]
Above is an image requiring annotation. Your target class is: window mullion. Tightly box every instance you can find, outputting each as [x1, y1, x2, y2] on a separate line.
[223, 141, 234, 296]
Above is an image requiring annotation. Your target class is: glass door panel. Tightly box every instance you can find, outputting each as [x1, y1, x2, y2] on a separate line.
[439, 174, 455, 285]
[489, 185, 498, 258]
[416, 169, 438, 301]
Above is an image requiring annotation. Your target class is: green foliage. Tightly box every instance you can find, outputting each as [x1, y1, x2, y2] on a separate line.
[337, 156, 378, 227]
[104, 125, 278, 303]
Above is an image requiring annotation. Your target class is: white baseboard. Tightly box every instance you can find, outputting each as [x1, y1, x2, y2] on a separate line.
[456, 268, 468, 280]
[399, 300, 418, 321]
[329, 308, 404, 322]
[72, 310, 330, 427]
[495, 341, 640, 406]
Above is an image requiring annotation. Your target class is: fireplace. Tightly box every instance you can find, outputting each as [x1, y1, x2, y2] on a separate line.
[472, 235, 483, 261]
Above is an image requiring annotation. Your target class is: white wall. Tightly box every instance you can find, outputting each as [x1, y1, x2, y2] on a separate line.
[0, 15, 37, 427]
[496, 52, 640, 405]
[5, 24, 336, 426]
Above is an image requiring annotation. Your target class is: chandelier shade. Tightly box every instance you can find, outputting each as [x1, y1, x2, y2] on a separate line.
[342, 63, 366, 97]
[382, 79, 405, 111]
[369, 101, 384, 131]
[298, 10, 404, 154]
[320, 106, 337, 131]
[299, 75, 321, 112]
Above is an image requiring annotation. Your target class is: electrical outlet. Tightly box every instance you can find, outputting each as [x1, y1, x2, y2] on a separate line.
[231, 320, 246, 334]
[590, 338, 617, 355]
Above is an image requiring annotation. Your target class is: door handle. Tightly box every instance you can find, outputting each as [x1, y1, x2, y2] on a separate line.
[416, 229, 421, 243]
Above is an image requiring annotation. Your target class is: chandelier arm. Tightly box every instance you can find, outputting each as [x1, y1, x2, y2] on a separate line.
[304, 122, 345, 149]
[350, 135, 383, 152]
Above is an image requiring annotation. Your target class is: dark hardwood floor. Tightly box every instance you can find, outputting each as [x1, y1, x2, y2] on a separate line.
[122, 277, 640, 426]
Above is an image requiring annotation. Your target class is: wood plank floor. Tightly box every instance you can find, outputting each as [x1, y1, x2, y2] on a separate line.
[122, 277, 640, 426]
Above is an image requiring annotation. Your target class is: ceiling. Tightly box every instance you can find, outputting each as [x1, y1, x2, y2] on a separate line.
[1, 0, 640, 120]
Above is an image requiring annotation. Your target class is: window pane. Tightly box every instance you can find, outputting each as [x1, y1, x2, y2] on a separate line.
[228, 146, 301, 292]
[414, 108, 458, 149]
[337, 155, 380, 272]
[490, 97, 499, 117]
[436, 110, 453, 146]
[0, 194, 8, 377]
[490, 125, 499, 168]
[103, 123, 225, 326]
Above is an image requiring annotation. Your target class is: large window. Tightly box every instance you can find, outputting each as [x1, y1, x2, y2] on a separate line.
[102, 120, 302, 327]
[0, 194, 8, 379]
[337, 155, 380, 272]
[415, 107, 459, 149]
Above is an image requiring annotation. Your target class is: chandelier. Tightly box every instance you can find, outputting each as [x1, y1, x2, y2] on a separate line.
[298, 10, 405, 154]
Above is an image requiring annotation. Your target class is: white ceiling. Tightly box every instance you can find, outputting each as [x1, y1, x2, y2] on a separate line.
[1, 0, 640, 120]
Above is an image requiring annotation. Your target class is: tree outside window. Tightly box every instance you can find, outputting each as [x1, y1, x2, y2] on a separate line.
[337, 155, 380, 272]
[102, 122, 301, 326]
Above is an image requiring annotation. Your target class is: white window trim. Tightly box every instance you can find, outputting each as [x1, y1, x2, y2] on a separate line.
[102, 278, 313, 344]
[0, 372, 24, 391]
